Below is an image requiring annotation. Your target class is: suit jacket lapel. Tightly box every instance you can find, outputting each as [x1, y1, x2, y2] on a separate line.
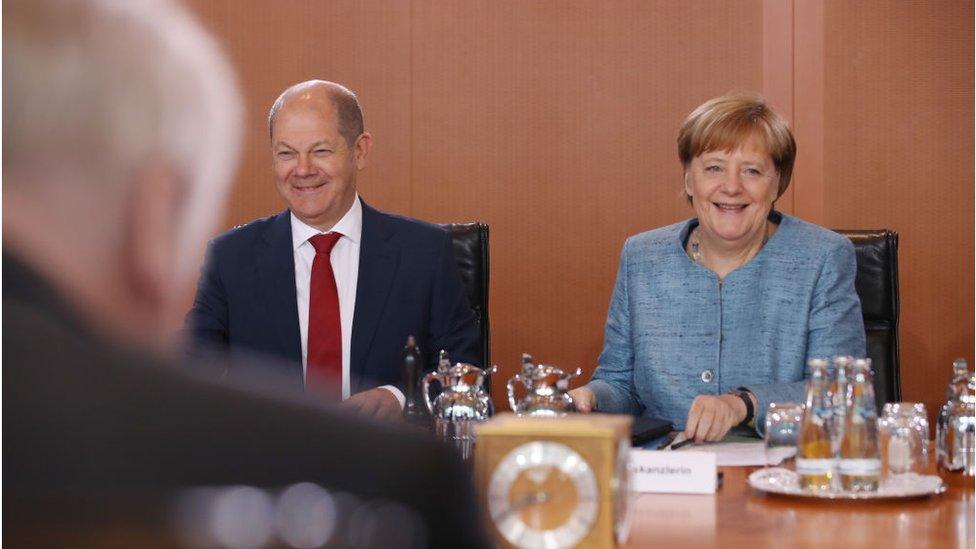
[351, 202, 399, 387]
[257, 211, 303, 371]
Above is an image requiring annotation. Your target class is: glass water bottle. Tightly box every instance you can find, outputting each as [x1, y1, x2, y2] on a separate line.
[798, 358, 834, 492]
[839, 359, 881, 492]
[937, 358, 970, 471]
[829, 356, 852, 456]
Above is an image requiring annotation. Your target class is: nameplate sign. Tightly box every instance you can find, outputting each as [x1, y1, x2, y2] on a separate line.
[628, 449, 717, 494]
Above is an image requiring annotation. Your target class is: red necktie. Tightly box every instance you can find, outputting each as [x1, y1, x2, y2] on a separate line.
[307, 232, 343, 398]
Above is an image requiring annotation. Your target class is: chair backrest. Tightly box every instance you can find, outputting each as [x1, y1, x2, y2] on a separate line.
[833, 229, 901, 408]
[440, 222, 490, 371]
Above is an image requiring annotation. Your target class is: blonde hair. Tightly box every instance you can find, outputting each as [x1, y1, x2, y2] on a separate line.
[677, 94, 796, 201]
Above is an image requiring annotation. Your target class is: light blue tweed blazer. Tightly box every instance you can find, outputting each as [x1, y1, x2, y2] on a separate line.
[588, 211, 865, 434]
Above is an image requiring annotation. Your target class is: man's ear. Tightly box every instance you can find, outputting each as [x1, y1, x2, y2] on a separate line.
[354, 131, 372, 170]
[121, 161, 185, 328]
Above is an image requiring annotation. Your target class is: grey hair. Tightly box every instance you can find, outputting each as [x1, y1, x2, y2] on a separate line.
[3, 0, 243, 277]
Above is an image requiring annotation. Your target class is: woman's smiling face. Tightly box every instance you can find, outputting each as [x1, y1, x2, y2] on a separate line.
[685, 134, 779, 246]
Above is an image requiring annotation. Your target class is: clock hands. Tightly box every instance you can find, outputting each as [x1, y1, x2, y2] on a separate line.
[494, 490, 553, 523]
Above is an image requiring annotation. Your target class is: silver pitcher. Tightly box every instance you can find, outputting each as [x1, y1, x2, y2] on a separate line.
[506, 353, 581, 417]
[422, 351, 496, 461]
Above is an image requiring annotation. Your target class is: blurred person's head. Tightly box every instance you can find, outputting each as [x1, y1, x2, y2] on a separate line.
[3, 0, 242, 345]
[267, 81, 372, 232]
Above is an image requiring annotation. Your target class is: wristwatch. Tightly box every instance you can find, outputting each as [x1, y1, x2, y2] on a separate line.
[729, 388, 755, 427]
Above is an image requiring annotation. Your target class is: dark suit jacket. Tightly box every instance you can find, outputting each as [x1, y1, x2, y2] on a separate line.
[185, 201, 481, 393]
[3, 255, 488, 548]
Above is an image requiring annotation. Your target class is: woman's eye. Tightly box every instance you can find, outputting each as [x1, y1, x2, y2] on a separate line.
[704, 165, 722, 173]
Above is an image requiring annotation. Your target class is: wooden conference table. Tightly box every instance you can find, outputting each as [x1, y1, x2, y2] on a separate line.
[625, 460, 974, 548]
[8, 449, 973, 548]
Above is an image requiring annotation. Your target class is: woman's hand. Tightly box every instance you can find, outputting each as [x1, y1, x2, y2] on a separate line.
[683, 394, 747, 442]
[570, 385, 598, 413]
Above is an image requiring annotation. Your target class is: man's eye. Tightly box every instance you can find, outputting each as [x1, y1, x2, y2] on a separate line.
[314, 149, 332, 155]
[276, 151, 294, 158]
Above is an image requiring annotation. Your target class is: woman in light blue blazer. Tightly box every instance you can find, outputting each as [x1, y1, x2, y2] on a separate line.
[572, 94, 865, 441]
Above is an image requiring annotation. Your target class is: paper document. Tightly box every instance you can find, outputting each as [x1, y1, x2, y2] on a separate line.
[673, 441, 795, 466]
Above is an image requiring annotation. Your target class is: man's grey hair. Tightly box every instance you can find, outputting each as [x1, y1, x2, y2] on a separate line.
[3, 0, 242, 276]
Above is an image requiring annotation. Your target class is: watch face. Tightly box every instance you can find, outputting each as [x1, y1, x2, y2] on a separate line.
[487, 441, 598, 549]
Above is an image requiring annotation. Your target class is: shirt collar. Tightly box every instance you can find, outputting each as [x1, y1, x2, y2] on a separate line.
[290, 195, 363, 251]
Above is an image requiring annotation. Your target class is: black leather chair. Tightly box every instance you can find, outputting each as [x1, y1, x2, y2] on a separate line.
[441, 222, 490, 371]
[834, 229, 901, 408]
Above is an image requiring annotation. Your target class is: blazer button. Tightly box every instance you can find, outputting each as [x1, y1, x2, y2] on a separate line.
[700, 369, 714, 383]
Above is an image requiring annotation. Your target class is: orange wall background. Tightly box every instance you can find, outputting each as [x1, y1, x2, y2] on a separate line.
[185, 0, 973, 421]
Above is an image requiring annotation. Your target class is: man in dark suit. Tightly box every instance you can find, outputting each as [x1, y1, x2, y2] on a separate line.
[3, 1, 487, 546]
[185, 80, 480, 420]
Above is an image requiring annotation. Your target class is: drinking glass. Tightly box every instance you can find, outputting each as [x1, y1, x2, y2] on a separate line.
[765, 402, 803, 469]
[878, 402, 930, 477]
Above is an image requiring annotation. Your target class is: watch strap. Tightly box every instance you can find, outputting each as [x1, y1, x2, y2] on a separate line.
[730, 388, 754, 427]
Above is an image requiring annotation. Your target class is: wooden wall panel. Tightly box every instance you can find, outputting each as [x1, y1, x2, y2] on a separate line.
[761, 0, 796, 215]
[409, 0, 763, 395]
[183, 1, 973, 416]
[821, 0, 974, 424]
[185, 0, 413, 224]
[792, 0, 826, 223]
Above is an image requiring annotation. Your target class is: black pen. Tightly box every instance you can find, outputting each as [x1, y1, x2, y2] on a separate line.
[655, 432, 678, 450]
[669, 437, 695, 451]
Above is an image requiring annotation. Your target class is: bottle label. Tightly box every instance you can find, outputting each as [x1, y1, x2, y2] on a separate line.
[796, 458, 835, 475]
[838, 458, 881, 475]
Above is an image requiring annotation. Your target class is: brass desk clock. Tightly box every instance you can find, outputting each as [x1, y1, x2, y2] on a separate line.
[474, 413, 632, 548]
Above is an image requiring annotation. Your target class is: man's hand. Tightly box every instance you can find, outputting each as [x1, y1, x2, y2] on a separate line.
[342, 388, 402, 421]
[569, 385, 598, 413]
[683, 394, 747, 443]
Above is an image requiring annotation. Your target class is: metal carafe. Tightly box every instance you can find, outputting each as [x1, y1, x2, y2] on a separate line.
[506, 353, 581, 417]
[422, 350, 496, 461]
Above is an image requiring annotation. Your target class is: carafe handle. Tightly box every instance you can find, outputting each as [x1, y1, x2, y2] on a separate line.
[476, 364, 498, 390]
[507, 373, 525, 413]
[422, 371, 441, 415]
[558, 367, 583, 389]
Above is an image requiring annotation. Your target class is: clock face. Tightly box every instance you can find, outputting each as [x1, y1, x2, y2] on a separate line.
[613, 438, 633, 544]
[487, 441, 599, 549]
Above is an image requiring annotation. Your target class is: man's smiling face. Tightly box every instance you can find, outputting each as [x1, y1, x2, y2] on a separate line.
[271, 96, 368, 231]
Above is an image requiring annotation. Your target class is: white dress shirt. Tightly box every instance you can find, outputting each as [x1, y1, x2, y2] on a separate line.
[291, 195, 404, 406]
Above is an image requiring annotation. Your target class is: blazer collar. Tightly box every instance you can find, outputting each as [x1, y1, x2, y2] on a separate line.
[258, 210, 303, 368]
[350, 200, 399, 387]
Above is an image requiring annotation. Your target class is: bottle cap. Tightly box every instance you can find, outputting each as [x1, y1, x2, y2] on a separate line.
[832, 355, 852, 368]
[850, 358, 874, 379]
[807, 357, 829, 369]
